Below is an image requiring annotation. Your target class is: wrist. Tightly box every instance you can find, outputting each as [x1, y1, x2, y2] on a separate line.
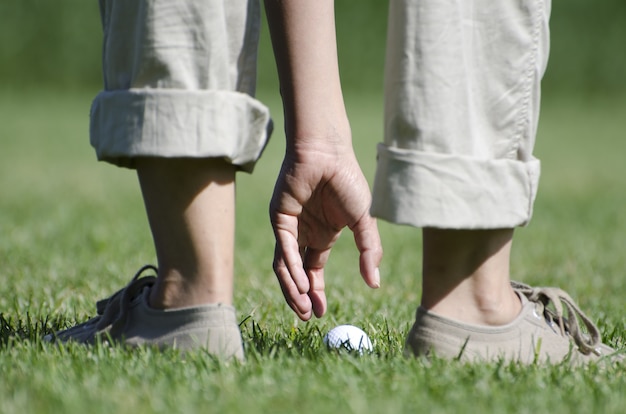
[285, 119, 352, 154]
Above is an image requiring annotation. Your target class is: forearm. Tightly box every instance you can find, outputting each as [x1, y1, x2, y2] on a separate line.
[264, 0, 349, 145]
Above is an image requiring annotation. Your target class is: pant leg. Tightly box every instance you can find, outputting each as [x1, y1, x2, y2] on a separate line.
[90, 0, 271, 172]
[371, 0, 551, 228]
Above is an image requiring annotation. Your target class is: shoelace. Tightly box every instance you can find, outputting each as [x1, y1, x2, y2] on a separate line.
[94, 265, 158, 335]
[511, 281, 602, 355]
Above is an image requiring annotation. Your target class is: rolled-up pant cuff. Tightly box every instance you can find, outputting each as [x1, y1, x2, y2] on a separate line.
[371, 144, 541, 229]
[90, 88, 272, 173]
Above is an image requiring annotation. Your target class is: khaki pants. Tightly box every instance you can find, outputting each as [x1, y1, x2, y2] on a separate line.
[372, 0, 552, 228]
[91, 0, 551, 229]
[90, 0, 271, 173]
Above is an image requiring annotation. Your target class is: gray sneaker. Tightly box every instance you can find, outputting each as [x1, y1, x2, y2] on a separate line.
[45, 265, 245, 360]
[405, 281, 621, 364]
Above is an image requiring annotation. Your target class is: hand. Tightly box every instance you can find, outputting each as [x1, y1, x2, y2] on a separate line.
[270, 137, 383, 321]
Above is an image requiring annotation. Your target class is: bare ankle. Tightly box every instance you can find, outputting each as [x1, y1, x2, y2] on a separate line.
[424, 286, 522, 326]
[148, 269, 233, 310]
[420, 228, 521, 326]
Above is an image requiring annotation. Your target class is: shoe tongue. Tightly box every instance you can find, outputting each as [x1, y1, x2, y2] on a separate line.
[130, 280, 154, 305]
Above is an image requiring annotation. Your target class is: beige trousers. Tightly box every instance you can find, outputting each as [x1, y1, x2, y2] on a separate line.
[91, 0, 551, 229]
[371, 0, 552, 228]
[89, 0, 271, 173]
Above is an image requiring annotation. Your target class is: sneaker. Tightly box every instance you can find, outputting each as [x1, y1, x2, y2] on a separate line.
[404, 281, 621, 364]
[45, 265, 245, 360]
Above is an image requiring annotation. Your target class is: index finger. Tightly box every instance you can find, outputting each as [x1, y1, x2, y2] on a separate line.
[272, 224, 315, 320]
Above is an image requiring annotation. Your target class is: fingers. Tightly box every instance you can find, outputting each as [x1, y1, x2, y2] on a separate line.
[274, 218, 311, 294]
[307, 267, 327, 318]
[273, 212, 381, 320]
[273, 226, 314, 320]
[303, 247, 330, 318]
[273, 234, 331, 320]
[274, 244, 313, 321]
[351, 213, 383, 289]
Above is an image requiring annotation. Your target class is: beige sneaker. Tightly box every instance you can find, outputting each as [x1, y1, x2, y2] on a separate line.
[405, 281, 621, 364]
[45, 265, 244, 361]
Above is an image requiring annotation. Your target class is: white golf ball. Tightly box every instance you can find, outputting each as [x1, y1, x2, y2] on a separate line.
[323, 325, 373, 353]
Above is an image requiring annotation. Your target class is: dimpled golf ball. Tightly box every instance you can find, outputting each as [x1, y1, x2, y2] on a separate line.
[323, 325, 373, 353]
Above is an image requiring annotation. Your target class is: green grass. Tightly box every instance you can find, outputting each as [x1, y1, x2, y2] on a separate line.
[1, 89, 625, 413]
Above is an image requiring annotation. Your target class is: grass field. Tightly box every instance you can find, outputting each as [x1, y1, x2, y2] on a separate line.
[1, 90, 625, 413]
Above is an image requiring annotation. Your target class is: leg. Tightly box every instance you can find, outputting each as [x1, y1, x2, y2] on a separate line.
[421, 228, 520, 326]
[371, 0, 618, 363]
[136, 157, 236, 309]
[374, 0, 548, 327]
[49, 0, 271, 359]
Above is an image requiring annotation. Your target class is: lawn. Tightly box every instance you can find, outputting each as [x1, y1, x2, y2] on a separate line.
[0, 90, 625, 413]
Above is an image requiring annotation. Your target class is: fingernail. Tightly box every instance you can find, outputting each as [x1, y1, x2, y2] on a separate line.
[373, 267, 381, 288]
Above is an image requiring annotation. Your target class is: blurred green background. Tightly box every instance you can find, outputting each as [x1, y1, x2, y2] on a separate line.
[1, 0, 625, 97]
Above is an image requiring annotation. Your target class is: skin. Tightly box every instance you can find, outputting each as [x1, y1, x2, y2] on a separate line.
[136, 1, 383, 318]
[421, 228, 521, 326]
[265, 0, 521, 326]
[136, 157, 237, 309]
[137, 1, 521, 329]
[265, 0, 383, 321]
